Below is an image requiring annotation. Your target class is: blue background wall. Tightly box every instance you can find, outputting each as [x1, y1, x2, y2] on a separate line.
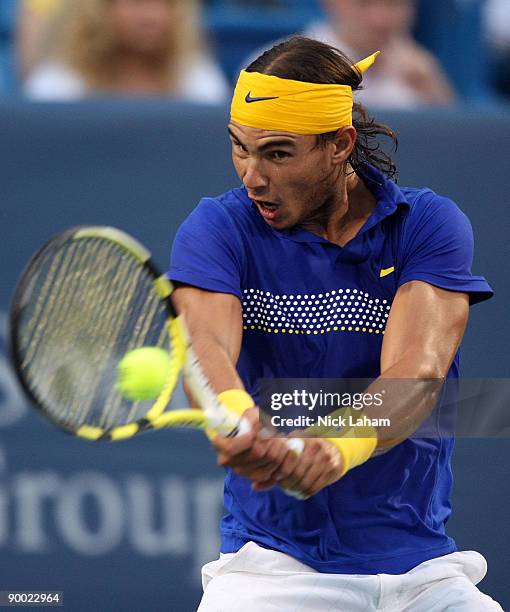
[0, 103, 509, 611]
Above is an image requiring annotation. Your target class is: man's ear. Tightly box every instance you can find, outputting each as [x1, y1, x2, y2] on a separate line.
[330, 126, 357, 165]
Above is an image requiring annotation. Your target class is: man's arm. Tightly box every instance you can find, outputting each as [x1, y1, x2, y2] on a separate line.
[174, 280, 469, 497]
[369, 280, 469, 450]
[172, 285, 298, 485]
[172, 285, 244, 394]
[271, 280, 470, 494]
[381, 280, 469, 378]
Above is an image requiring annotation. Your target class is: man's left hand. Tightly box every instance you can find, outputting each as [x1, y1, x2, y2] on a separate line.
[252, 437, 344, 498]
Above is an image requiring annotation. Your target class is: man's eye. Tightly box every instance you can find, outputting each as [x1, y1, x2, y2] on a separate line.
[270, 151, 290, 161]
[234, 142, 247, 152]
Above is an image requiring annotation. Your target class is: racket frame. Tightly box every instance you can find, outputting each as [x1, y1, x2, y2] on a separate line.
[9, 226, 248, 441]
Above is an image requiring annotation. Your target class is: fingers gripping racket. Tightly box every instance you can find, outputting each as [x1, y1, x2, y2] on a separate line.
[10, 226, 304, 495]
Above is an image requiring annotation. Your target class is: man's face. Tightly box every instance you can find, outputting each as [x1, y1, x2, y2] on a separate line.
[228, 122, 344, 231]
[324, 0, 415, 51]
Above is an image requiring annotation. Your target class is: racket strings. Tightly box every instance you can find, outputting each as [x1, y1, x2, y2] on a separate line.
[45, 240, 117, 423]
[21, 239, 106, 419]
[36, 240, 122, 424]
[85, 254, 148, 427]
[104, 279, 162, 427]
[75, 253, 138, 426]
[22, 241, 80, 368]
[23, 240, 99, 414]
[16, 236, 171, 432]
[123, 299, 169, 425]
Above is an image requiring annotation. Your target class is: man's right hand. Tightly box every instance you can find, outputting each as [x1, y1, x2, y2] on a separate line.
[211, 407, 301, 489]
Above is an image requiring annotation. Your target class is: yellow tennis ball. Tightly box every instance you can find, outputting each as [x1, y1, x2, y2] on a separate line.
[116, 347, 171, 401]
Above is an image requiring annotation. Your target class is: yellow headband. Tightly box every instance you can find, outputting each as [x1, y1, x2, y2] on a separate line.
[230, 52, 380, 135]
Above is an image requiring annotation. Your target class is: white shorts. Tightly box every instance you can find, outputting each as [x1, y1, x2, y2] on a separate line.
[198, 542, 503, 611]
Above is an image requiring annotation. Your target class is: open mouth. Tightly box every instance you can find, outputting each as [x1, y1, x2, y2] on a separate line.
[253, 200, 280, 220]
[258, 201, 277, 211]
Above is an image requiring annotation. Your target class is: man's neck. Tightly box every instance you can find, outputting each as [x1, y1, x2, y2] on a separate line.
[302, 172, 376, 247]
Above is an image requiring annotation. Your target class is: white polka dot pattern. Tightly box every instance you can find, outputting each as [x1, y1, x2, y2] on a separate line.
[242, 288, 391, 335]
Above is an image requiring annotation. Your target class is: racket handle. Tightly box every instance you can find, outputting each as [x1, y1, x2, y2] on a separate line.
[237, 418, 307, 500]
[235, 423, 307, 500]
[214, 390, 309, 500]
[235, 415, 252, 436]
[215, 416, 309, 499]
[239, 418, 305, 456]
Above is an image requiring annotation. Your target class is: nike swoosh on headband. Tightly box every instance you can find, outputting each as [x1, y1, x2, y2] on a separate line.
[245, 92, 279, 103]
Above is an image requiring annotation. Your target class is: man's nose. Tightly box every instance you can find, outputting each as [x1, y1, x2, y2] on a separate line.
[242, 159, 269, 191]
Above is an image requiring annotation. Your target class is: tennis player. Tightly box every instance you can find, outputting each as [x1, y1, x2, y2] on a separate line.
[169, 37, 502, 611]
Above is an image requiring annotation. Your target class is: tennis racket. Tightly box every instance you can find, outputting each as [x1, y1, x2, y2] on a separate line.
[10, 226, 304, 469]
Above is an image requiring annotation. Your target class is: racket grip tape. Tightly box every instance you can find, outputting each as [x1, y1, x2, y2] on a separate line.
[216, 388, 253, 436]
[216, 390, 304, 451]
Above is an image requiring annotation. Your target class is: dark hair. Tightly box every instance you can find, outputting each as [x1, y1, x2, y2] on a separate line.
[246, 36, 398, 180]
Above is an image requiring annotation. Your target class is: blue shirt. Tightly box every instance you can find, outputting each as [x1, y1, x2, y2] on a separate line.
[169, 164, 493, 574]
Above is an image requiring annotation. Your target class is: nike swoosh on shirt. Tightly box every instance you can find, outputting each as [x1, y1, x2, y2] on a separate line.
[245, 92, 279, 103]
[380, 266, 395, 278]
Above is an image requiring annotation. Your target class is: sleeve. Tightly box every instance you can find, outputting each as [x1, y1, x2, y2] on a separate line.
[397, 192, 494, 305]
[168, 198, 244, 300]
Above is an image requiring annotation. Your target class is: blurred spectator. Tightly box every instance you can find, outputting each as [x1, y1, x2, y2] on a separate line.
[16, 0, 63, 81]
[302, 0, 456, 109]
[484, 0, 510, 98]
[23, 0, 229, 102]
